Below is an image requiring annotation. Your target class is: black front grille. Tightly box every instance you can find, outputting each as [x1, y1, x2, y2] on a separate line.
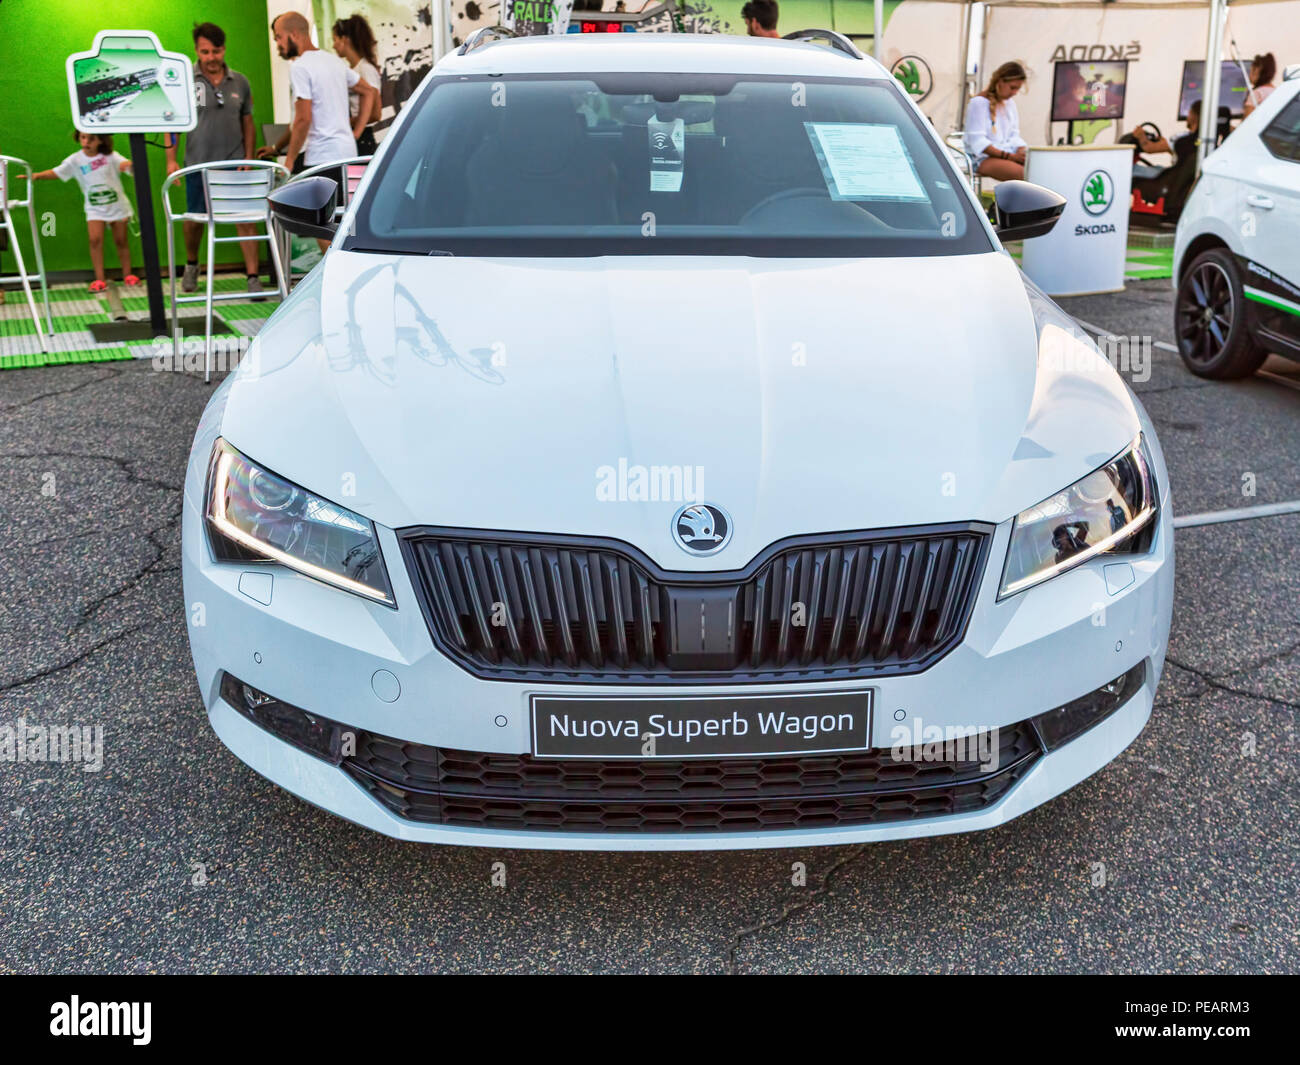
[399, 525, 990, 683]
[342, 723, 1041, 834]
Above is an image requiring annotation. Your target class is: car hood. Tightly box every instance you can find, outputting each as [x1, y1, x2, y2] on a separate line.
[220, 250, 1140, 571]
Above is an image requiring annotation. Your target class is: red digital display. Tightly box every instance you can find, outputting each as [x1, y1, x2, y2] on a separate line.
[578, 21, 625, 32]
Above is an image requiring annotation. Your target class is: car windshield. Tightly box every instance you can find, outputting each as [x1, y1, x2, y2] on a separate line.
[344, 73, 991, 257]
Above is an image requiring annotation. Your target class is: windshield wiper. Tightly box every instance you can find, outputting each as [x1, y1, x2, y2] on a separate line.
[344, 245, 454, 257]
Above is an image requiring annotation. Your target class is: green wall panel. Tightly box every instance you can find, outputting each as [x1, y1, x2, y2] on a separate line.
[0, 0, 275, 275]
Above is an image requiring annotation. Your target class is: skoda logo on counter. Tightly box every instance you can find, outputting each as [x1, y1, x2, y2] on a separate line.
[1081, 169, 1115, 216]
[673, 503, 732, 556]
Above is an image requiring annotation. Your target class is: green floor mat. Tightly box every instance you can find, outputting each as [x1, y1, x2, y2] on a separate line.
[0, 345, 137, 369]
[0, 277, 279, 370]
[1005, 240, 1173, 281]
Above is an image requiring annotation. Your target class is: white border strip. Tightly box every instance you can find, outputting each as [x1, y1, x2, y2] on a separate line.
[1174, 500, 1300, 529]
[1070, 317, 1118, 338]
[1244, 285, 1300, 318]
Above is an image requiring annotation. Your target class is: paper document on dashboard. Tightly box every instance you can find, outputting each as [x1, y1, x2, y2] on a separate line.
[804, 122, 927, 202]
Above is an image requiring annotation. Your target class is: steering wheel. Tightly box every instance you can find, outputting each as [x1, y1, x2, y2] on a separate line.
[740, 186, 829, 224]
[1139, 121, 1162, 143]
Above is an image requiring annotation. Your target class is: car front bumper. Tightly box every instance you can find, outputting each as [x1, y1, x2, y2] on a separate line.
[182, 418, 1174, 852]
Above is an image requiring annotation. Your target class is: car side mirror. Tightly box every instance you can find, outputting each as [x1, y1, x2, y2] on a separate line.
[993, 180, 1066, 241]
[269, 177, 339, 240]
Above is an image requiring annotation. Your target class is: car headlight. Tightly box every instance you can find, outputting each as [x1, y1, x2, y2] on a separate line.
[999, 436, 1156, 599]
[205, 438, 395, 606]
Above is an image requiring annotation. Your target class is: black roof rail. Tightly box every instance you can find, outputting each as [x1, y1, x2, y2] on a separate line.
[457, 25, 517, 56]
[781, 29, 864, 60]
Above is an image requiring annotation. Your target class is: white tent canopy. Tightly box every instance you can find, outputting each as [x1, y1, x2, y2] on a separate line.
[878, 0, 1298, 171]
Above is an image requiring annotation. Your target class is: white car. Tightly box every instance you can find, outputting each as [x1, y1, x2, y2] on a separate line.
[183, 30, 1174, 850]
[1174, 75, 1300, 378]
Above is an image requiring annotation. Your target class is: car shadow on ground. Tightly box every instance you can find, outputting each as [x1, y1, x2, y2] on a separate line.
[1, 280, 1297, 973]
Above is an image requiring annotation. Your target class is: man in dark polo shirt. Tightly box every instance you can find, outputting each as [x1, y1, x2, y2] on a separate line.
[164, 22, 264, 295]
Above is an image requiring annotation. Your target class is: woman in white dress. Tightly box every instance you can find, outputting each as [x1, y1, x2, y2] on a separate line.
[333, 14, 382, 156]
[964, 61, 1029, 182]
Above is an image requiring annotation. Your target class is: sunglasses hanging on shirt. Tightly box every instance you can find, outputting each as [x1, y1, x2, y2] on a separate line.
[197, 82, 225, 108]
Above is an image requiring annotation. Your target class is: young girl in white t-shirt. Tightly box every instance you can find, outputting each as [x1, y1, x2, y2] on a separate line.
[25, 131, 138, 293]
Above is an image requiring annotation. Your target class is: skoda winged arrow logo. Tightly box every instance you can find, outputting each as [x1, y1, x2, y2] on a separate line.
[890, 55, 933, 102]
[1081, 169, 1114, 216]
[672, 503, 732, 556]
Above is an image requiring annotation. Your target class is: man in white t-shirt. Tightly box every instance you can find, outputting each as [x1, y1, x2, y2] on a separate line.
[258, 11, 378, 173]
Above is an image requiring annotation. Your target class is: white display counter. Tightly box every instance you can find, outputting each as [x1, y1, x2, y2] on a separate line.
[1021, 145, 1134, 297]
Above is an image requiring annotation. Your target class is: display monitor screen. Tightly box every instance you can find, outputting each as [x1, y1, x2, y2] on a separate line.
[1179, 61, 1251, 119]
[1050, 60, 1129, 122]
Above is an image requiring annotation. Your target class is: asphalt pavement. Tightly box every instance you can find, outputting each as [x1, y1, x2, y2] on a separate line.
[0, 279, 1296, 973]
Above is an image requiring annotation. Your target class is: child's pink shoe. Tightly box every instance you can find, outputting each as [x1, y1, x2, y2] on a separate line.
[89, 280, 108, 294]
[123, 274, 141, 287]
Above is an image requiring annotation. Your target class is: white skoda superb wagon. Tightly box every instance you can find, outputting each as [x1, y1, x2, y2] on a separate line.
[182, 30, 1174, 850]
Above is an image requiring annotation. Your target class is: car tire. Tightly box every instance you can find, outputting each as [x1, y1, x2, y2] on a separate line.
[1175, 248, 1267, 380]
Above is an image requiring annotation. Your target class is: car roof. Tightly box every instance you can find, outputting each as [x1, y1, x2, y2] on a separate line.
[435, 33, 893, 81]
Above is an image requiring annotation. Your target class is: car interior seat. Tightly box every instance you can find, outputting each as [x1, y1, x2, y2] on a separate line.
[1131, 106, 1234, 220]
[465, 89, 619, 227]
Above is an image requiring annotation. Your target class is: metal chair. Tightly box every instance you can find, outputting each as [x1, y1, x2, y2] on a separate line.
[0, 155, 54, 354]
[279, 157, 372, 287]
[944, 132, 983, 198]
[162, 160, 290, 381]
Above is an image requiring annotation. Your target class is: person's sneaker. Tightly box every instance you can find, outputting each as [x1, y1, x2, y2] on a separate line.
[89, 279, 108, 294]
[122, 274, 141, 287]
[246, 275, 266, 301]
[181, 263, 199, 292]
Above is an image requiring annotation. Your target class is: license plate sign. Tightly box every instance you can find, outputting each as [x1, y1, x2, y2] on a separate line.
[530, 691, 872, 759]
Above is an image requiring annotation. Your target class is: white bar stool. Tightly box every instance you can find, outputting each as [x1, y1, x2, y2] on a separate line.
[0, 155, 55, 355]
[162, 160, 290, 381]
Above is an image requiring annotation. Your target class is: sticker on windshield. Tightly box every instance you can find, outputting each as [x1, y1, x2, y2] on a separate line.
[804, 122, 928, 202]
[648, 116, 685, 192]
